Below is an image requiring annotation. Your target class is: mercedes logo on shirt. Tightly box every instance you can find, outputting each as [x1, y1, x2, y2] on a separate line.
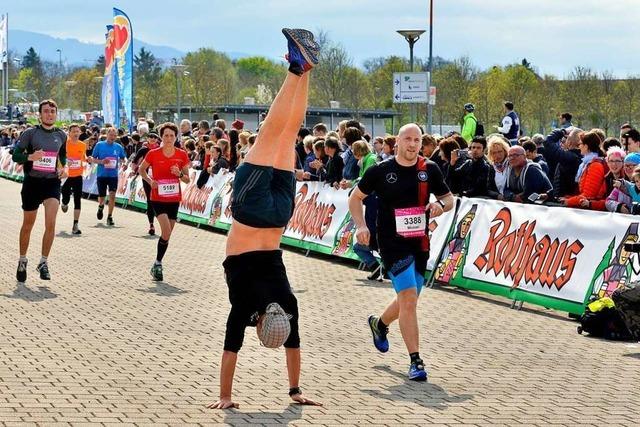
[386, 172, 397, 183]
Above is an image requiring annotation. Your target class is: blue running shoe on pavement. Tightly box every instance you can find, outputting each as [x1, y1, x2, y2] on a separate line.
[368, 315, 389, 353]
[408, 359, 428, 381]
[282, 28, 319, 74]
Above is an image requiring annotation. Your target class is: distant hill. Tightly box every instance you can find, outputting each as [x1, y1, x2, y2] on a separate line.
[8, 29, 252, 67]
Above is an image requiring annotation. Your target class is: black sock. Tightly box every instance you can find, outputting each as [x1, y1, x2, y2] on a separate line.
[377, 318, 387, 332]
[107, 214, 112, 219]
[156, 238, 169, 263]
[410, 352, 421, 364]
[73, 220, 78, 225]
[288, 63, 303, 76]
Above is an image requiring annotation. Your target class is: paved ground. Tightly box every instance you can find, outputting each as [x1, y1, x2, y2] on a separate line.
[0, 177, 639, 427]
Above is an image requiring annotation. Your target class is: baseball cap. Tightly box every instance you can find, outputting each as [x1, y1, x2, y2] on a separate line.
[257, 302, 292, 348]
[625, 153, 640, 165]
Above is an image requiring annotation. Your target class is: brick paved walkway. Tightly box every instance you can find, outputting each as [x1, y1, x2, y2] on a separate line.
[0, 178, 639, 426]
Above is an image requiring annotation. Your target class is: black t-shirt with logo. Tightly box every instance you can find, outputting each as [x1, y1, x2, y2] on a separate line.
[357, 157, 450, 242]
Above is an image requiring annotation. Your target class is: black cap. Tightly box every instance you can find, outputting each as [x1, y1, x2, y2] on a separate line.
[148, 132, 160, 139]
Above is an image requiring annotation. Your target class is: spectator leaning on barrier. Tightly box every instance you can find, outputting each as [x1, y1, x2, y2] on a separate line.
[503, 145, 553, 203]
[486, 135, 511, 199]
[562, 131, 608, 210]
[457, 136, 491, 197]
[607, 153, 640, 212]
[611, 160, 640, 213]
[323, 137, 344, 188]
[622, 128, 640, 153]
[302, 135, 317, 175]
[295, 127, 311, 169]
[353, 140, 377, 178]
[522, 140, 550, 178]
[461, 103, 477, 143]
[543, 127, 582, 200]
[341, 127, 362, 180]
[308, 140, 327, 181]
[604, 147, 628, 213]
[438, 137, 465, 195]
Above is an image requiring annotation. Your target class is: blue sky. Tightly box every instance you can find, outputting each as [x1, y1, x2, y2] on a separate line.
[4, 0, 639, 77]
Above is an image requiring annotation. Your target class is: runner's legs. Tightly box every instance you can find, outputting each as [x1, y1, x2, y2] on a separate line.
[19, 210, 38, 256]
[41, 198, 59, 257]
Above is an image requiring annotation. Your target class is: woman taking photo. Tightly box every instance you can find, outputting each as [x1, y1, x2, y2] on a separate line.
[139, 122, 191, 281]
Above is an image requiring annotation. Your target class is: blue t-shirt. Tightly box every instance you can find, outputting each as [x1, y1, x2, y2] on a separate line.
[92, 141, 126, 178]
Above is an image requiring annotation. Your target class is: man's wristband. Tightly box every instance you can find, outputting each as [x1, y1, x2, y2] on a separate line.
[289, 387, 301, 397]
[436, 199, 446, 209]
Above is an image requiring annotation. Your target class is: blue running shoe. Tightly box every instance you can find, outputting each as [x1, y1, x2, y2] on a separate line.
[408, 359, 428, 381]
[282, 28, 319, 73]
[368, 315, 389, 353]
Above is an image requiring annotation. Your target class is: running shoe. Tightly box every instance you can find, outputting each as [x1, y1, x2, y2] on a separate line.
[61, 204, 68, 213]
[408, 359, 428, 382]
[150, 263, 163, 281]
[72, 224, 82, 235]
[148, 225, 155, 236]
[36, 262, 51, 280]
[97, 205, 104, 220]
[16, 259, 27, 282]
[106, 217, 115, 227]
[368, 315, 389, 353]
[282, 28, 319, 72]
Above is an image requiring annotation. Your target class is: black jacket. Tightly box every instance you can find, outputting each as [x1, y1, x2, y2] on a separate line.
[458, 156, 491, 197]
[543, 129, 582, 198]
[324, 154, 344, 186]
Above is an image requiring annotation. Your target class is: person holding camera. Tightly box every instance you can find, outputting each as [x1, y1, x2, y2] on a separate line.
[502, 145, 553, 203]
[543, 126, 583, 200]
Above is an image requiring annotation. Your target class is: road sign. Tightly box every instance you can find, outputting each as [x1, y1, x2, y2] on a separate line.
[392, 72, 429, 103]
[429, 86, 436, 105]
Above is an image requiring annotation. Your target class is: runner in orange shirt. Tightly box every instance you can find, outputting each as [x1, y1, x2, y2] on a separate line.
[138, 122, 190, 281]
[60, 124, 87, 235]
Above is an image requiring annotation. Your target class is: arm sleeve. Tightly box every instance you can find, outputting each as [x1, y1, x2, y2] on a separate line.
[497, 116, 512, 133]
[57, 137, 67, 167]
[11, 129, 32, 163]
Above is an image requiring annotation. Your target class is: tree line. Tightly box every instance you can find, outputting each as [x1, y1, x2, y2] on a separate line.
[6, 34, 640, 136]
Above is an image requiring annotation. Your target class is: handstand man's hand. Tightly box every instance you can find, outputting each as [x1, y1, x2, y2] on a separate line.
[207, 398, 239, 410]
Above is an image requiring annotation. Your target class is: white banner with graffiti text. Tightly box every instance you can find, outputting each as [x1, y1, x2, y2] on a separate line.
[434, 197, 640, 314]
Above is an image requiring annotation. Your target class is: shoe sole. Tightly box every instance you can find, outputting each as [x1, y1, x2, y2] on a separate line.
[409, 373, 428, 382]
[368, 315, 389, 353]
[282, 29, 319, 66]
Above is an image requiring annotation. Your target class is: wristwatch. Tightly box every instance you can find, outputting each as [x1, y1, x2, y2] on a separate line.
[436, 199, 446, 209]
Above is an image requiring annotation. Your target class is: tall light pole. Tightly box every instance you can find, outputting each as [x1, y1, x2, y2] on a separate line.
[56, 48, 63, 104]
[427, 0, 434, 134]
[171, 59, 187, 124]
[64, 80, 77, 121]
[397, 30, 425, 124]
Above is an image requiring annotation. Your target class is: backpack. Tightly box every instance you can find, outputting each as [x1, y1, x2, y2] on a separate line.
[470, 116, 484, 136]
[577, 297, 633, 340]
[612, 286, 640, 341]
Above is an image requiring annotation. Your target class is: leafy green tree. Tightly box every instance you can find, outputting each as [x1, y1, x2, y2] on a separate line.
[134, 47, 162, 112]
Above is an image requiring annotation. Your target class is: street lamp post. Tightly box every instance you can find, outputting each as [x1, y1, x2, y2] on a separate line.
[427, 0, 434, 134]
[64, 80, 77, 121]
[171, 59, 187, 124]
[397, 30, 425, 124]
[56, 49, 63, 104]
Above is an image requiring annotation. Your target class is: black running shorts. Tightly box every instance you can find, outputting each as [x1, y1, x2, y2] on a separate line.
[230, 163, 295, 228]
[150, 201, 179, 220]
[21, 176, 61, 211]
